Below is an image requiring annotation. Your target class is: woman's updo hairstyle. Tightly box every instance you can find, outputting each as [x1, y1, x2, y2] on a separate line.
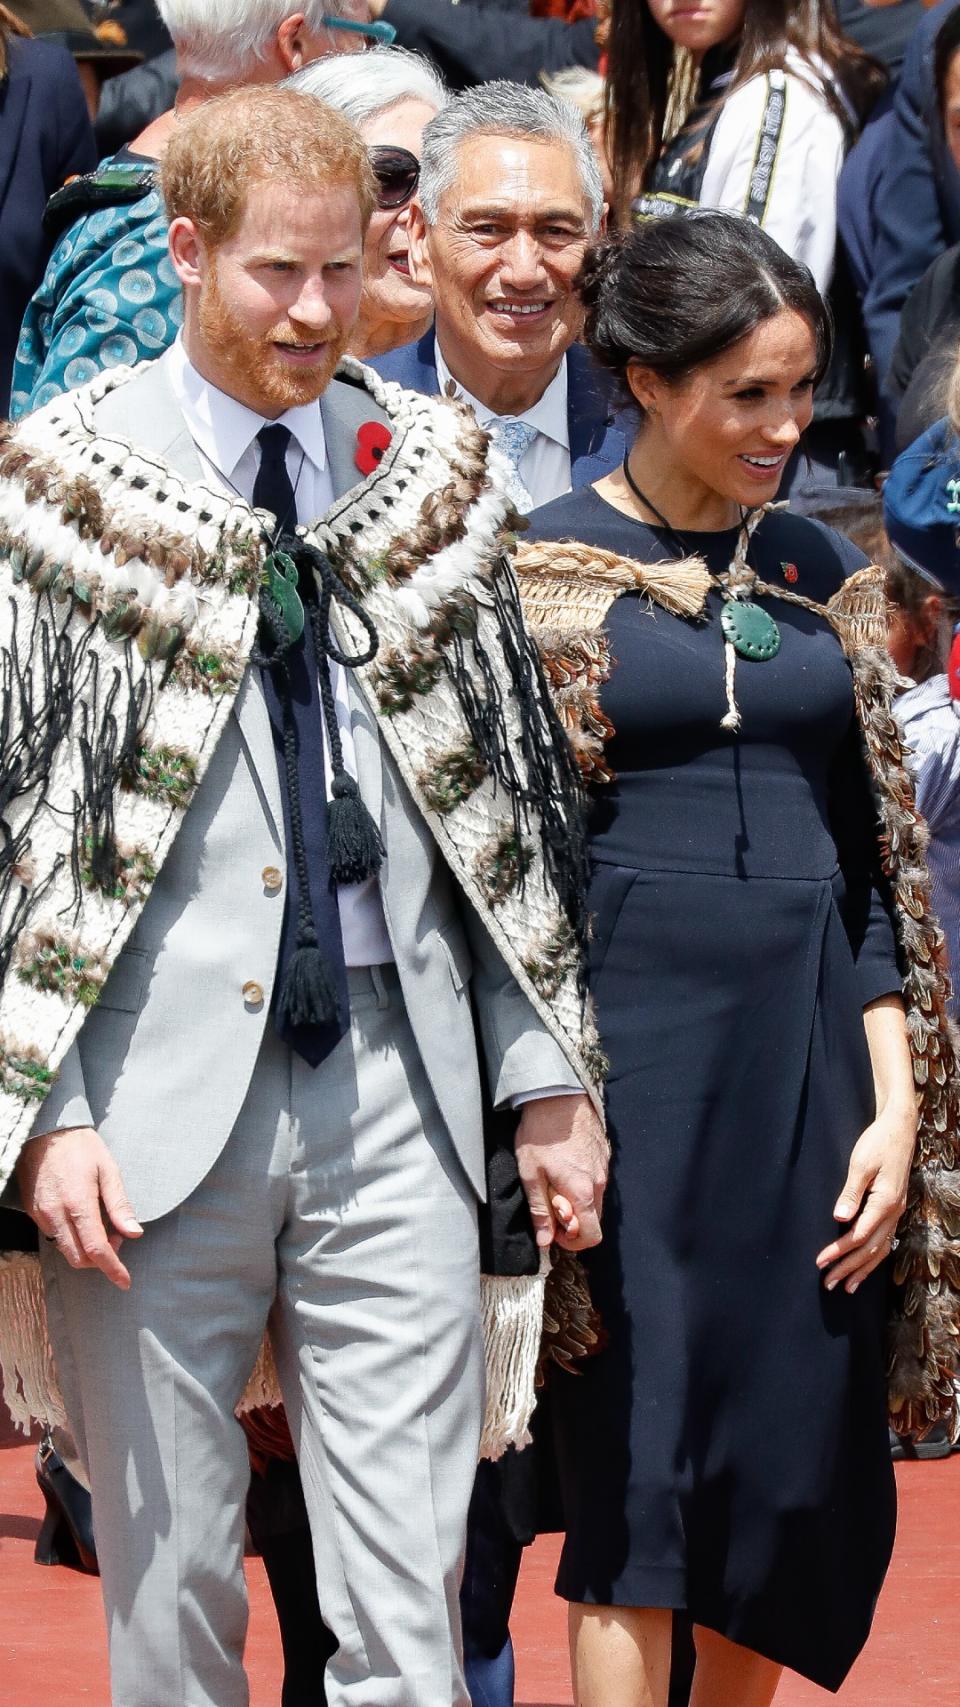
[579, 211, 833, 417]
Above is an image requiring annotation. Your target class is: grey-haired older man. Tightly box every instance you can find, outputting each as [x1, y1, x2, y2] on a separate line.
[374, 81, 625, 1707]
[372, 80, 627, 508]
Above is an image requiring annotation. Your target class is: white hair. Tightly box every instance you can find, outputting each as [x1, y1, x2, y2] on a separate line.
[541, 66, 606, 130]
[418, 80, 604, 229]
[156, 0, 358, 82]
[285, 45, 447, 127]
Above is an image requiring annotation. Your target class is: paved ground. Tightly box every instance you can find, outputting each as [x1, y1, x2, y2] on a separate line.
[1, 1408, 957, 1706]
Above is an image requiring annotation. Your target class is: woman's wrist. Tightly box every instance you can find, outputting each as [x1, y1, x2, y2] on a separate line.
[862, 994, 916, 1143]
[873, 1095, 919, 1144]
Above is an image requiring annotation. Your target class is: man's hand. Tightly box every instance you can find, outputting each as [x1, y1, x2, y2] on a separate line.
[16, 1127, 143, 1290]
[515, 1094, 607, 1252]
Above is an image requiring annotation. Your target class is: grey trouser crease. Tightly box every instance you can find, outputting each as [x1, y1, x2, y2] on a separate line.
[42, 965, 482, 1707]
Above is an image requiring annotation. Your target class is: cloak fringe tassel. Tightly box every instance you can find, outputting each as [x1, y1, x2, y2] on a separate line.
[0, 1250, 547, 1460]
[478, 1254, 550, 1461]
[0, 1253, 66, 1433]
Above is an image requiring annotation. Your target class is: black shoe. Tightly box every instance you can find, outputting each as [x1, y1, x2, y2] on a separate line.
[34, 1436, 99, 1574]
[889, 1423, 953, 1462]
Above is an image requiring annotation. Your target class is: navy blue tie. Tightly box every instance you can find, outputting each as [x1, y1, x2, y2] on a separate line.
[253, 424, 349, 1067]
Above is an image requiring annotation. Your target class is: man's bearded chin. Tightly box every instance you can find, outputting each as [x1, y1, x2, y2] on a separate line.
[197, 268, 347, 411]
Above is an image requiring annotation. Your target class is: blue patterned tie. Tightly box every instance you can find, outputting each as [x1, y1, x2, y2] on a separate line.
[253, 425, 349, 1068]
[489, 417, 538, 514]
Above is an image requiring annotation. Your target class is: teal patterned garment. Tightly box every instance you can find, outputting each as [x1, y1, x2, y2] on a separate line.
[10, 174, 182, 421]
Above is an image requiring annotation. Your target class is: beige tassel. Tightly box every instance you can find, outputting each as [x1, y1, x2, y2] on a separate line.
[0, 1252, 550, 1461]
[0, 1266, 291, 1433]
[635, 557, 712, 619]
[0, 1250, 284, 1428]
[0, 1253, 66, 1432]
[240, 1256, 561, 1456]
[236, 1333, 283, 1415]
[478, 1251, 550, 1461]
[514, 541, 711, 631]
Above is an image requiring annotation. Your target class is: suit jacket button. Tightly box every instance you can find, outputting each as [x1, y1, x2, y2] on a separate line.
[242, 980, 265, 1008]
[261, 866, 283, 894]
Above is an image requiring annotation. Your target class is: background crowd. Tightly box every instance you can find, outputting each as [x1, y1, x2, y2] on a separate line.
[8, 1, 960, 488]
[2, 2, 960, 1706]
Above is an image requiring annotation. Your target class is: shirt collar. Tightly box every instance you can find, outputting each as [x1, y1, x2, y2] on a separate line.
[164, 334, 328, 483]
[433, 339, 569, 451]
[898, 672, 955, 720]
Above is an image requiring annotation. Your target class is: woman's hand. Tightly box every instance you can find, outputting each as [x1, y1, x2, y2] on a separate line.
[816, 1108, 916, 1293]
[817, 992, 917, 1295]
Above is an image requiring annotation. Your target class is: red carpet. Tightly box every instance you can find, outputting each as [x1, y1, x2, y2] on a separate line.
[2, 1406, 958, 1706]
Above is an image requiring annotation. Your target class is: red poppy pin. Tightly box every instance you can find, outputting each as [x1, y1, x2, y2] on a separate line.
[781, 561, 799, 584]
[355, 421, 392, 476]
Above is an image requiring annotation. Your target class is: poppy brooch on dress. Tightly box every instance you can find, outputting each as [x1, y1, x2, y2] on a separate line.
[355, 421, 392, 475]
[781, 561, 799, 584]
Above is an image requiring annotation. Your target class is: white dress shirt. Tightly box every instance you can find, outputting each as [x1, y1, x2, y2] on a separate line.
[434, 341, 572, 507]
[164, 336, 393, 967]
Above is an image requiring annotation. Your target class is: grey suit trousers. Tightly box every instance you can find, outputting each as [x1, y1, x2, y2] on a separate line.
[41, 966, 482, 1707]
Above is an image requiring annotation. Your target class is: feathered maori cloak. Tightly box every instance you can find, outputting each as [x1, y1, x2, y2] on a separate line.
[515, 537, 960, 1441]
[0, 358, 602, 1459]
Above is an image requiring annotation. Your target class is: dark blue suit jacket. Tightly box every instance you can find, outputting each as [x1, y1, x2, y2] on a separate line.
[835, 0, 925, 79]
[379, 0, 599, 91]
[0, 37, 96, 413]
[837, 90, 895, 304]
[371, 333, 628, 491]
[862, 0, 960, 427]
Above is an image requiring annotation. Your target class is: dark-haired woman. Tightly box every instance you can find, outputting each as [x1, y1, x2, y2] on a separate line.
[601, 1, 886, 494]
[518, 211, 938, 1704]
[604, 0, 882, 286]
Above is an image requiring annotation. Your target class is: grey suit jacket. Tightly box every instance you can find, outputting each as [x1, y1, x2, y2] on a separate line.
[34, 358, 579, 1219]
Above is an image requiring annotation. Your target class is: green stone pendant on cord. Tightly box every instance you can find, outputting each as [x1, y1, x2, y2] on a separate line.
[263, 548, 304, 644]
[720, 599, 781, 661]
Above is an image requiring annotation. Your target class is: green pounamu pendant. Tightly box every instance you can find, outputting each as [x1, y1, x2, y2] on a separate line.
[263, 549, 304, 644]
[720, 599, 781, 661]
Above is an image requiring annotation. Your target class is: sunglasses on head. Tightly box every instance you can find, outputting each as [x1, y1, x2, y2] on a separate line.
[369, 146, 420, 211]
[320, 14, 398, 45]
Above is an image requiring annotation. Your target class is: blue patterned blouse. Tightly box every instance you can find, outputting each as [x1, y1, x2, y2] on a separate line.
[10, 162, 182, 421]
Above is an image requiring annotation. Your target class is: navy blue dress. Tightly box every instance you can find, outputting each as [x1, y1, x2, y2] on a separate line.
[525, 488, 900, 1693]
